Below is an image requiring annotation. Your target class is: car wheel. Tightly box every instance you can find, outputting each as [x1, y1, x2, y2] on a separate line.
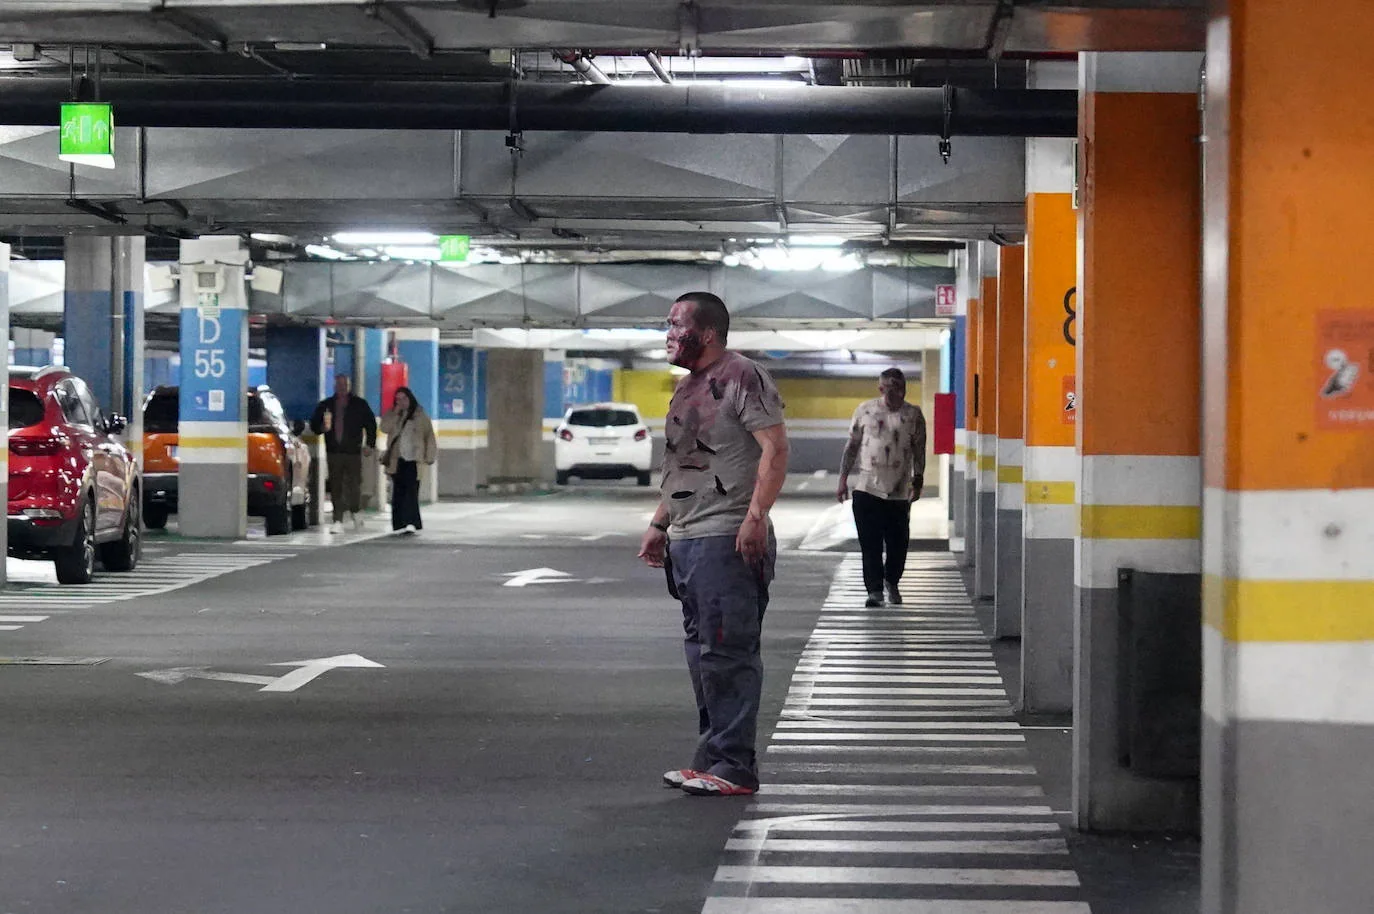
[144, 504, 170, 530]
[637, 471, 652, 487]
[98, 495, 141, 572]
[555, 471, 571, 486]
[265, 502, 292, 536]
[55, 499, 96, 585]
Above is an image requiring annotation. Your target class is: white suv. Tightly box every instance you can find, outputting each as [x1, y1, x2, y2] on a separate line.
[554, 403, 654, 486]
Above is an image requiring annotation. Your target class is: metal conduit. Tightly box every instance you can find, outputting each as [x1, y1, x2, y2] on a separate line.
[0, 79, 1076, 136]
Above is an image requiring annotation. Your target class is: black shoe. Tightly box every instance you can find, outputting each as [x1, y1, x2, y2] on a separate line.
[865, 591, 884, 608]
[886, 583, 903, 605]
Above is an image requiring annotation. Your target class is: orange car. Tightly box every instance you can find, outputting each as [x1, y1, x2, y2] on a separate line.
[142, 385, 313, 535]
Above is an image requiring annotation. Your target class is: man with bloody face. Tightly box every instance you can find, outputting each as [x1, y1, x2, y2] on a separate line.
[638, 291, 789, 797]
[837, 367, 927, 607]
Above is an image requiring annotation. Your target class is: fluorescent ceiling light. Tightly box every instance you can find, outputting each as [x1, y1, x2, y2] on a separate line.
[383, 245, 441, 261]
[275, 42, 327, 52]
[333, 231, 437, 246]
[790, 234, 849, 247]
[250, 232, 293, 244]
[305, 244, 352, 261]
[722, 254, 741, 267]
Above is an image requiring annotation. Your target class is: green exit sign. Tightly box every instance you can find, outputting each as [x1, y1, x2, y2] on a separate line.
[439, 235, 470, 262]
[59, 102, 115, 169]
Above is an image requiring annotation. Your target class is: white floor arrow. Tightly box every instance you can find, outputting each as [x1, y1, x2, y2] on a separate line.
[138, 654, 384, 693]
[261, 654, 385, 692]
[502, 568, 577, 587]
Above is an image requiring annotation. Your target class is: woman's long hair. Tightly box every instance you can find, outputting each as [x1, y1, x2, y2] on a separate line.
[392, 386, 420, 421]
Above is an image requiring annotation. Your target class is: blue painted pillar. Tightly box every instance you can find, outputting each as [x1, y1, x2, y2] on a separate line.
[63, 236, 115, 411]
[358, 328, 387, 414]
[395, 329, 439, 503]
[265, 326, 327, 426]
[63, 236, 145, 419]
[436, 344, 487, 495]
[177, 236, 249, 538]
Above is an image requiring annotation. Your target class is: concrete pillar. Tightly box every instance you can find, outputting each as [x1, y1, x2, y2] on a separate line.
[1073, 52, 1203, 832]
[960, 244, 981, 569]
[177, 236, 249, 539]
[1022, 129, 1080, 715]
[266, 325, 327, 526]
[118, 238, 145, 470]
[950, 246, 971, 545]
[975, 242, 999, 600]
[1202, 5, 1374, 909]
[920, 347, 941, 501]
[541, 350, 565, 482]
[63, 236, 142, 418]
[995, 244, 1025, 638]
[486, 349, 543, 485]
[394, 328, 440, 504]
[435, 345, 487, 495]
[265, 326, 326, 427]
[356, 328, 386, 511]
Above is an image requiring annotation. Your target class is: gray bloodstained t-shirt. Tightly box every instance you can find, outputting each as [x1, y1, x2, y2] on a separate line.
[661, 351, 786, 539]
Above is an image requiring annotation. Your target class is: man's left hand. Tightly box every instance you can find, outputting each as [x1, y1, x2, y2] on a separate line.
[736, 513, 770, 568]
[910, 475, 924, 502]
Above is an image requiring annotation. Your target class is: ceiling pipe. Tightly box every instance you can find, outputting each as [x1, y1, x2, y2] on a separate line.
[0, 79, 1076, 136]
[553, 50, 612, 85]
[642, 51, 674, 84]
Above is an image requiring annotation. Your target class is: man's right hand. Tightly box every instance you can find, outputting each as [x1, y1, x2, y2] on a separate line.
[836, 478, 849, 503]
[638, 527, 667, 568]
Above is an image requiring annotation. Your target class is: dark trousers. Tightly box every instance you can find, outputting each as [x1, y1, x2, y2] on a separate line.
[327, 452, 363, 522]
[852, 490, 911, 594]
[669, 534, 775, 790]
[390, 459, 423, 530]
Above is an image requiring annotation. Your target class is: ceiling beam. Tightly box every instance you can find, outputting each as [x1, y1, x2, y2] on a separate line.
[366, 2, 434, 59]
[148, 7, 227, 53]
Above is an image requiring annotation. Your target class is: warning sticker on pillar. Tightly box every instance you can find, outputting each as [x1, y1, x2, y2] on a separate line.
[1315, 310, 1374, 428]
[1062, 375, 1077, 424]
[180, 292, 244, 424]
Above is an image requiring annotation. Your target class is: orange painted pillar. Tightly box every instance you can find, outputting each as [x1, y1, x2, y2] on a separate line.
[1022, 115, 1080, 714]
[959, 244, 981, 568]
[974, 243, 999, 599]
[1074, 52, 1203, 833]
[1203, 5, 1374, 910]
[995, 244, 1025, 637]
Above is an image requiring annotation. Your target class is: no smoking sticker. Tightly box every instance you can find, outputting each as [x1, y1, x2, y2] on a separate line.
[1316, 310, 1374, 428]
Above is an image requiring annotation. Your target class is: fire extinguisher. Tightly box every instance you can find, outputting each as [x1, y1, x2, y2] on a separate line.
[380, 340, 409, 413]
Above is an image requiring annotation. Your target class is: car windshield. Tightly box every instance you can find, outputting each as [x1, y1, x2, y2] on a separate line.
[143, 392, 179, 432]
[567, 409, 638, 428]
[9, 389, 45, 429]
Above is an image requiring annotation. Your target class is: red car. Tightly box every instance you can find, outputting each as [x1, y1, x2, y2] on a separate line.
[8, 366, 142, 584]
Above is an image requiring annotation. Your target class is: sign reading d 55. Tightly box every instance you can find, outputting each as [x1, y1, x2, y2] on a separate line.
[179, 301, 244, 424]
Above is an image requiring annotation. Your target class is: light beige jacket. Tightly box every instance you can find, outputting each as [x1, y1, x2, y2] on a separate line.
[379, 406, 438, 474]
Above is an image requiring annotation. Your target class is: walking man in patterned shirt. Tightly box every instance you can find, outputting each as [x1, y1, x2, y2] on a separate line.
[836, 367, 927, 607]
[637, 291, 789, 797]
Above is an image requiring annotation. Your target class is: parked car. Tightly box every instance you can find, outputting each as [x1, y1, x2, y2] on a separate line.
[553, 403, 653, 486]
[8, 366, 142, 584]
[142, 385, 313, 535]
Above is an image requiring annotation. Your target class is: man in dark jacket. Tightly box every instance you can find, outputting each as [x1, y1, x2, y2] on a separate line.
[310, 374, 377, 533]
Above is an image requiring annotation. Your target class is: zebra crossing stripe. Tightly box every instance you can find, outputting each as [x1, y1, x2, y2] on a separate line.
[0, 551, 294, 631]
[698, 552, 1090, 913]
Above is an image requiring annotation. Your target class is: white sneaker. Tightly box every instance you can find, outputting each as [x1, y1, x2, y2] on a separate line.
[352, 513, 366, 531]
[328, 522, 344, 535]
[403, 524, 417, 535]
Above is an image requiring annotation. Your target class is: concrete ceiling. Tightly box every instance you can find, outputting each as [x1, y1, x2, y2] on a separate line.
[0, 1, 1200, 261]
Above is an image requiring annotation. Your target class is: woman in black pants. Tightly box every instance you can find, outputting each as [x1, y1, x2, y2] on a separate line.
[379, 386, 438, 534]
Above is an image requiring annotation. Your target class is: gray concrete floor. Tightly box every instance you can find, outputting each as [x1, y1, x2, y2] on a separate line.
[969, 588, 1203, 914]
[0, 487, 1198, 913]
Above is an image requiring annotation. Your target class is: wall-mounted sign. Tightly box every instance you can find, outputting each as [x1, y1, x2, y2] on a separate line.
[1316, 310, 1374, 428]
[59, 102, 115, 169]
[935, 284, 957, 317]
[439, 235, 470, 262]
